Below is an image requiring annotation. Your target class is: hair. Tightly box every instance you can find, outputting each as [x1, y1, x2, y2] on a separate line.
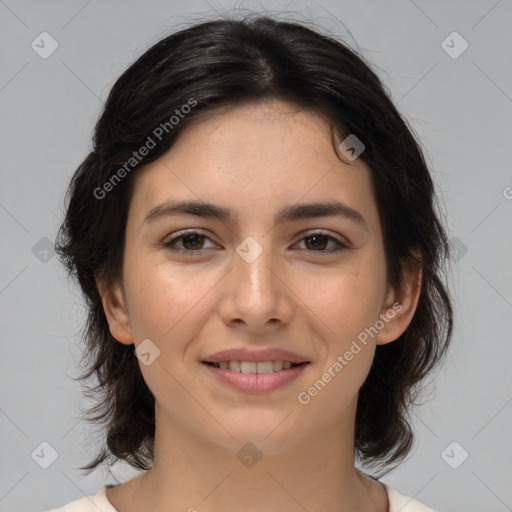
[55, 12, 453, 479]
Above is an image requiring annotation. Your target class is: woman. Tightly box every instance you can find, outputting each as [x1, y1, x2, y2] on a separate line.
[47, 13, 452, 512]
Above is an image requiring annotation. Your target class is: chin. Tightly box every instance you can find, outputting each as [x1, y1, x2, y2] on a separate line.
[213, 415, 304, 456]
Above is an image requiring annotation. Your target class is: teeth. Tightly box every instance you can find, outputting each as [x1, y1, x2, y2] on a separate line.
[272, 360, 283, 371]
[240, 361, 257, 374]
[228, 361, 240, 372]
[212, 360, 300, 373]
[256, 361, 274, 374]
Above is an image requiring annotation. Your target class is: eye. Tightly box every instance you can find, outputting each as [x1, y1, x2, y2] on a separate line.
[293, 231, 349, 254]
[163, 230, 217, 254]
[163, 230, 349, 256]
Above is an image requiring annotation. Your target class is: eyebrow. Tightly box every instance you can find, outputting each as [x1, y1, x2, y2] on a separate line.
[144, 199, 368, 231]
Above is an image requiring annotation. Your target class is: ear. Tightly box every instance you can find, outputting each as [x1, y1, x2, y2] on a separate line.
[95, 274, 134, 345]
[376, 258, 422, 346]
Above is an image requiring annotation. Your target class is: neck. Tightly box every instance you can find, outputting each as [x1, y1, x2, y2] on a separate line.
[119, 400, 387, 512]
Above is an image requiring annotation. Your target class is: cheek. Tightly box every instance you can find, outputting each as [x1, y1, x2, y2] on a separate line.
[121, 260, 216, 405]
[122, 255, 212, 346]
[300, 263, 386, 341]
[295, 269, 382, 421]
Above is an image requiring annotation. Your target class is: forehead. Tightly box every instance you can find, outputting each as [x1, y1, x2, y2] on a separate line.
[127, 100, 379, 234]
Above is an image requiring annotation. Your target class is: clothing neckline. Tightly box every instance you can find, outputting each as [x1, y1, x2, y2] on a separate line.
[102, 481, 393, 512]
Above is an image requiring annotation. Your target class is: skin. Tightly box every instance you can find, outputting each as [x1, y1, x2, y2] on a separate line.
[96, 99, 421, 512]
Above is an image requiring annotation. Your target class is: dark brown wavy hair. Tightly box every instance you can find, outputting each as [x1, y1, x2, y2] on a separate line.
[55, 12, 453, 479]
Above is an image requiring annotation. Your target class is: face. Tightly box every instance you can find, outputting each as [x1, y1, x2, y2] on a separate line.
[98, 99, 419, 456]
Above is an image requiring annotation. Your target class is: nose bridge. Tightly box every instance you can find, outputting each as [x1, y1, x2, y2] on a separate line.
[220, 234, 291, 327]
[234, 234, 279, 301]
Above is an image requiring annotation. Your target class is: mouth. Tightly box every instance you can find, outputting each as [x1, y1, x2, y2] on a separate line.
[202, 360, 309, 373]
[201, 357, 310, 393]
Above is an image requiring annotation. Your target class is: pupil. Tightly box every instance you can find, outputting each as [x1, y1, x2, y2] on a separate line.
[308, 235, 327, 250]
[184, 234, 202, 250]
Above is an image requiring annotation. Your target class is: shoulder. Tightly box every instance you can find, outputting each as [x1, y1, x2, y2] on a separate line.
[43, 487, 118, 512]
[382, 482, 438, 512]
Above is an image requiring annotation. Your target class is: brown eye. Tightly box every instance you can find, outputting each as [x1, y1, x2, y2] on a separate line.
[304, 234, 329, 250]
[163, 231, 216, 254]
[296, 232, 348, 253]
[180, 233, 205, 250]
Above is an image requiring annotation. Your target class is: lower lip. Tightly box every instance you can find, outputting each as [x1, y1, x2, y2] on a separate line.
[202, 363, 309, 393]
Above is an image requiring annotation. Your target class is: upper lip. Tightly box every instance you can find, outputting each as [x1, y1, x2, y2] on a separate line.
[202, 348, 310, 364]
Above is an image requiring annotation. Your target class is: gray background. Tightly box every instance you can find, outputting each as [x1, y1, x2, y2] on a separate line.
[1, 1, 511, 511]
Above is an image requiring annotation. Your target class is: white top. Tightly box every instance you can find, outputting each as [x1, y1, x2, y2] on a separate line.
[44, 483, 437, 511]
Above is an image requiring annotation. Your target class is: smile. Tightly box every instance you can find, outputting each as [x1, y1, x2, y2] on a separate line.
[202, 360, 310, 393]
[205, 360, 305, 373]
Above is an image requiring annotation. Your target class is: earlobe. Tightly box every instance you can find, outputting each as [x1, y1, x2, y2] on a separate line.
[376, 262, 422, 346]
[95, 274, 134, 345]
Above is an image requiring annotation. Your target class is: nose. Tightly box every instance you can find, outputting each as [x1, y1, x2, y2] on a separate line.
[217, 236, 294, 333]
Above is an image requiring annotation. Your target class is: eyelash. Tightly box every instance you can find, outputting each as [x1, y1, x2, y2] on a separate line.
[162, 230, 349, 256]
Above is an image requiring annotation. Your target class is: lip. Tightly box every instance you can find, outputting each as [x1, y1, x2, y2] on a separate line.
[202, 347, 310, 364]
[202, 362, 310, 393]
